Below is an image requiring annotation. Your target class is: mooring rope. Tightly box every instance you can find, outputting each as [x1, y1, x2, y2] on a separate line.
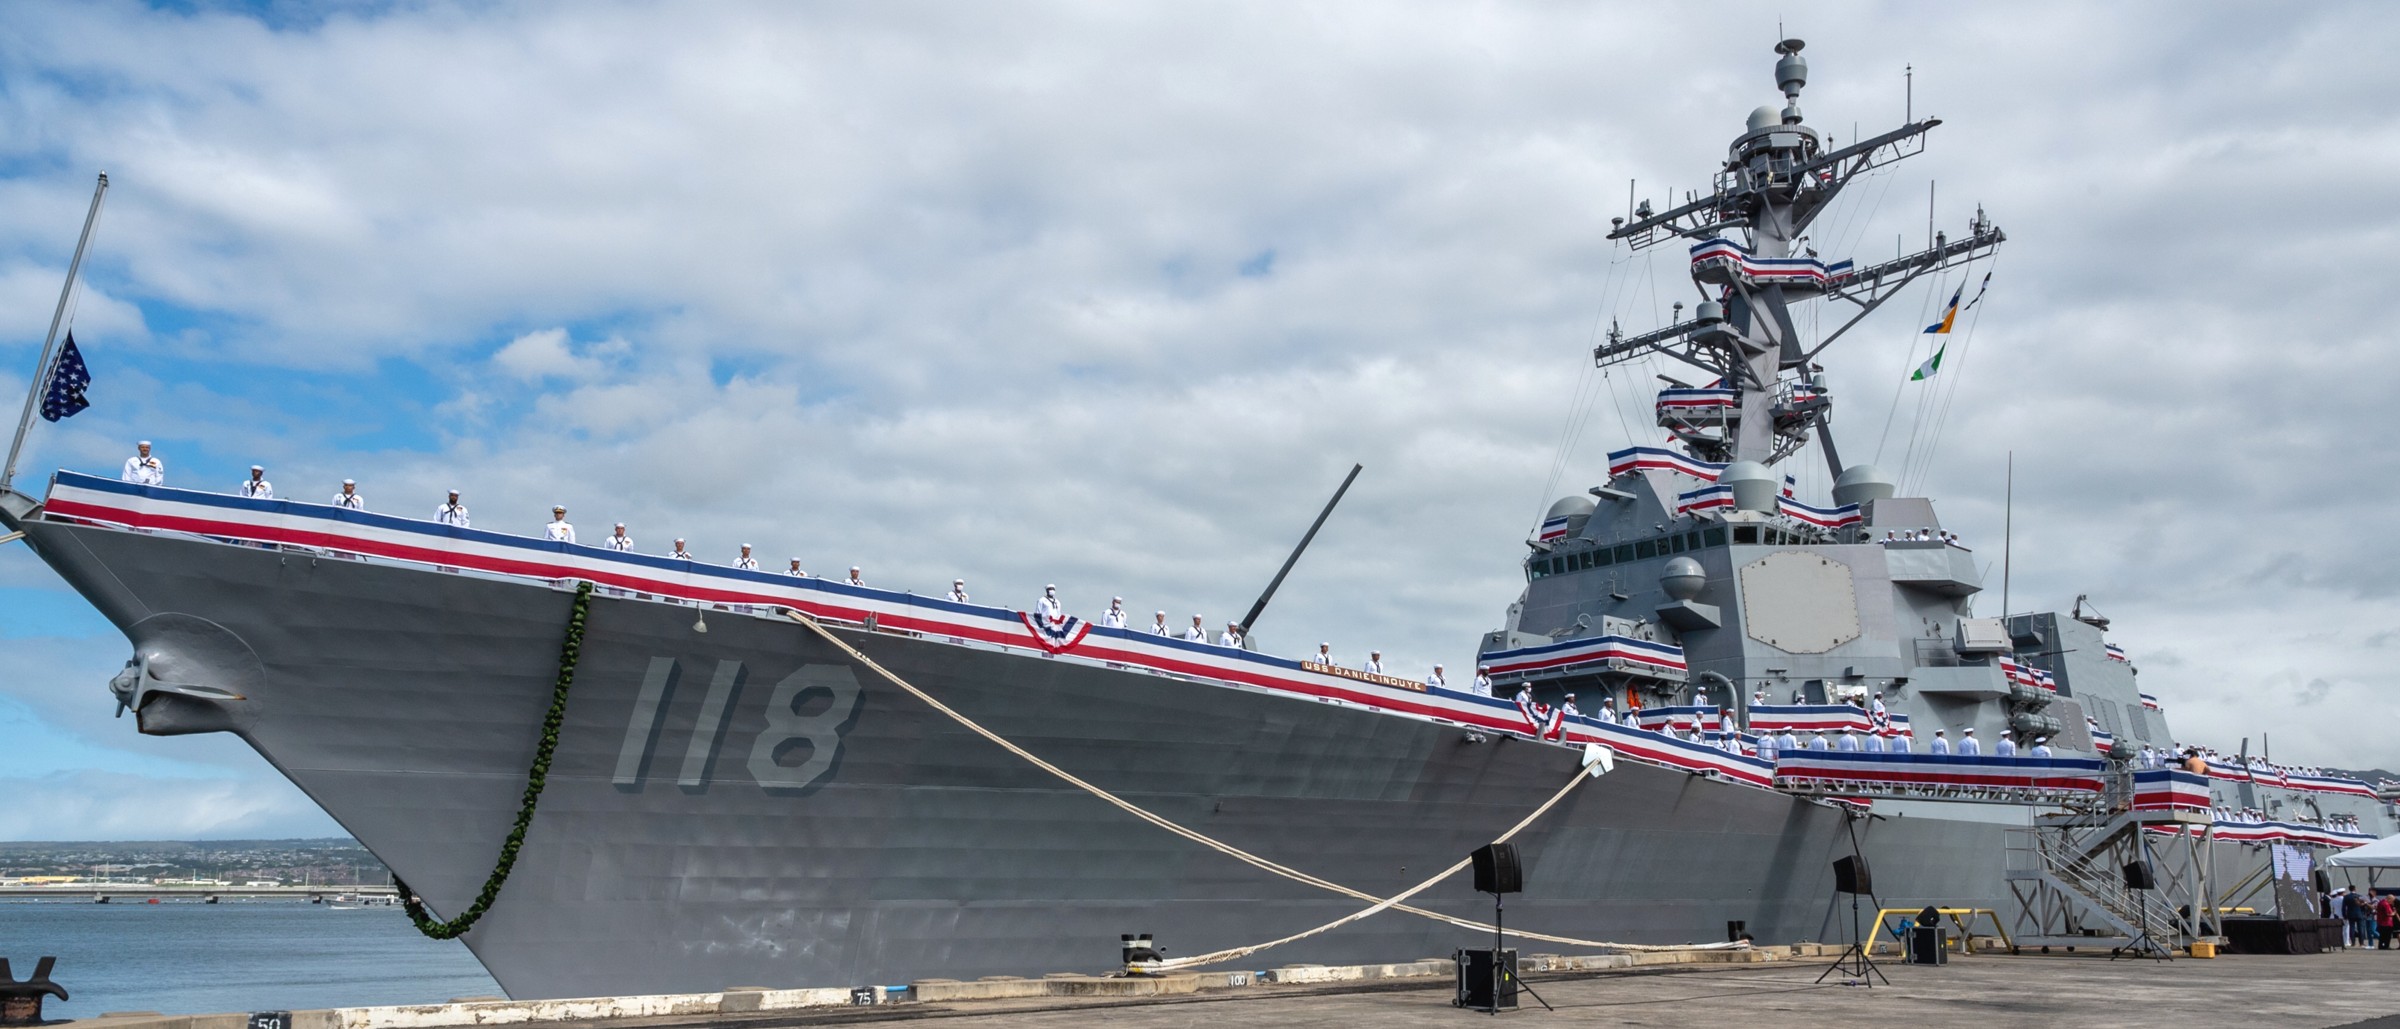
[785, 608, 1747, 963]
[398, 579, 594, 939]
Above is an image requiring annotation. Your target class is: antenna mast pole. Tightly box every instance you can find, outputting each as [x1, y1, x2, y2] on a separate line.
[4, 171, 111, 492]
[2001, 451, 2013, 618]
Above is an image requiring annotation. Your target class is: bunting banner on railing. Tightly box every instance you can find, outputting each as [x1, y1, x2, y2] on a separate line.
[1778, 496, 1863, 529]
[1655, 388, 1738, 417]
[1688, 237, 1856, 291]
[1773, 750, 2107, 797]
[1479, 634, 1687, 680]
[2131, 769, 2212, 812]
[1608, 446, 1724, 482]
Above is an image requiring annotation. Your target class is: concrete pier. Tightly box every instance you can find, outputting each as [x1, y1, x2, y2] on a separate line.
[67, 946, 2400, 1029]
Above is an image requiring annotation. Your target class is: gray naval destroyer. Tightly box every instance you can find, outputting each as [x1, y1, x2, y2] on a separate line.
[4, 40, 2389, 999]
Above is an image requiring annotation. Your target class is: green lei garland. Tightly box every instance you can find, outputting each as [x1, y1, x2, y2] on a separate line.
[397, 579, 593, 939]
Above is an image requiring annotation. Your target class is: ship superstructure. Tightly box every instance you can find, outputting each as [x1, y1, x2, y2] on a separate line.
[0, 40, 2386, 999]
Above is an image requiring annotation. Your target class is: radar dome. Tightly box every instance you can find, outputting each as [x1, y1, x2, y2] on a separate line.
[1746, 106, 1780, 134]
[1719, 460, 1779, 513]
[1544, 494, 1597, 538]
[1661, 557, 1707, 601]
[1833, 464, 1897, 506]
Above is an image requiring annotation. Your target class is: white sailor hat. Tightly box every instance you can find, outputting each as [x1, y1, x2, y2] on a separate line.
[614, 522, 625, 528]
[251, 464, 264, 471]
[2036, 736, 2050, 743]
[674, 537, 685, 543]
[1320, 641, 1330, 648]
[1045, 583, 1056, 590]
[1111, 596, 1122, 602]
[1155, 610, 1165, 616]
[552, 504, 566, 511]
[954, 578, 965, 584]
[741, 542, 752, 548]
[138, 440, 151, 446]
[1934, 729, 1946, 735]
[448, 488, 460, 494]
[1963, 727, 1975, 734]
[342, 478, 354, 485]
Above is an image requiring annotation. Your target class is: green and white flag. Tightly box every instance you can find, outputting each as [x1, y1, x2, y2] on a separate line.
[1910, 344, 1945, 381]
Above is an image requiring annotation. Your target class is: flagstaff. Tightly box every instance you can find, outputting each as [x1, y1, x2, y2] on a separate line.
[4, 171, 111, 492]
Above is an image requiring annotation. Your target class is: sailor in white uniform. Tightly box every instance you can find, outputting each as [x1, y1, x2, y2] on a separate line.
[1861, 730, 1885, 754]
[1218, 622, 1243, 648]
[948, 579, 969, 602]
[1558, 693, 1582, 721]
[1807, 731, 1830, 751]
[787, 558, 808, 576]
[669, 538, 694, 559]
[1957, 728, 1981, 756]
[1151, 611, 1170, 635]
[733, 544, 757, 570]
[2030, 736, 2054, 758]
[1362, 650, 1384, 674]
[1425, 665, 1446, 689]
[1313, 642, 1334, 666]
[1472, 667, 1494, 698]
[239, 465, 274, 499]
[1184, 615, 1208, 641]
[1752, 688, 1767, 707]
[1103, 597, 1127, 628]
[1928, 730, 1951, 755]
[332, 479, 363, 510]
[545, 507, 575, 544]
[1036, 585, 1062, 622]
[604, 523, 634, 551]
[1596, 698, 1619, 724]
[846, 566, 865, 586]
[1994, 731, 2018, 758]
[1837, 728, 1861, 752]
[1756, 731, 1779, 761]
[1870, 692, 1887, 722]
[1777, 729, 1801, 752]
[438, 490, 470, 527]
[122, 441, 164, 485]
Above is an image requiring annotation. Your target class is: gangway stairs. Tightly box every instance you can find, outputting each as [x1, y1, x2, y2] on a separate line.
[2003, 770, 2219, 954]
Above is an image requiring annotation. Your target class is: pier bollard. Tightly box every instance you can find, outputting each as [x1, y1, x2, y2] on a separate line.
[0, 957, 68, 1027]
[1121, 933, 1163, 976]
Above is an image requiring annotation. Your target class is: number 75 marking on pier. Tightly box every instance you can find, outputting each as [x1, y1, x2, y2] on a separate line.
[611, 657, 864, 792]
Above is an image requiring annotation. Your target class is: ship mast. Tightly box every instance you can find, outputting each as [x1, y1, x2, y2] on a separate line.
[1595, 40, 2003, 479]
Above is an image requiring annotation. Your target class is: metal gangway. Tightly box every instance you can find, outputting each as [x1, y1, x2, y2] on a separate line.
[2002, 767, 2219, 955]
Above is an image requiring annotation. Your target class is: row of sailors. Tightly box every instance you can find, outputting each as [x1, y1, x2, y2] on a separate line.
[2214, 808, 2368, 831]
[1877, 528, 1963, 546]
[1757, 726, 2056, 758]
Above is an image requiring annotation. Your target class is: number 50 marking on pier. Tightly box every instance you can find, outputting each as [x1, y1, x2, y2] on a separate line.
[611, 658, 864, 792]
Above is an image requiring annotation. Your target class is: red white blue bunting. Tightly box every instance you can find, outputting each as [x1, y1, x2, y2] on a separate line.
[1688, 237, 1856, 292]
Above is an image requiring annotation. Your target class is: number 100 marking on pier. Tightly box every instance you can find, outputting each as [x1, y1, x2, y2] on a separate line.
[611, 657, 864, 792]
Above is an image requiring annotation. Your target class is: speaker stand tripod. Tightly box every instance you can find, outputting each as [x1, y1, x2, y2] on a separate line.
[2111, 839, 2173, 962]
[1815, 820, 1887, 986]
[1484, 891, 1552, 1014]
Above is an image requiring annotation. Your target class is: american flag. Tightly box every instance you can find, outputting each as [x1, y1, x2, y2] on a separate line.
[38, 332, 91, 422]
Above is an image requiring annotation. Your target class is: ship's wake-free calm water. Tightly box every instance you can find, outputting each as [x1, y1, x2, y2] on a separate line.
[0, 900, 499, 1016]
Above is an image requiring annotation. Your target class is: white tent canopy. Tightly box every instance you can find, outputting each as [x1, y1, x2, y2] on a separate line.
[2327, 833, 2400, 868]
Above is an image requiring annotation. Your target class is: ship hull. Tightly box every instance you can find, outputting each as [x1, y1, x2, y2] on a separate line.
[15, 516, 2029, 999]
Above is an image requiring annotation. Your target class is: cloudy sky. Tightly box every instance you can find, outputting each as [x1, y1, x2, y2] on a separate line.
[0, 1, 2392, 839]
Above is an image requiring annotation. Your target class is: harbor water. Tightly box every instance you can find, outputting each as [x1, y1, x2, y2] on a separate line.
[0, 899, 499, 1016]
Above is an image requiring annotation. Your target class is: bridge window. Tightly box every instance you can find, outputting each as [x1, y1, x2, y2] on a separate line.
[1615, 543, 1635, 562]
[1704, 526, 1727, 547]
[1733, 526, 1758, 544]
